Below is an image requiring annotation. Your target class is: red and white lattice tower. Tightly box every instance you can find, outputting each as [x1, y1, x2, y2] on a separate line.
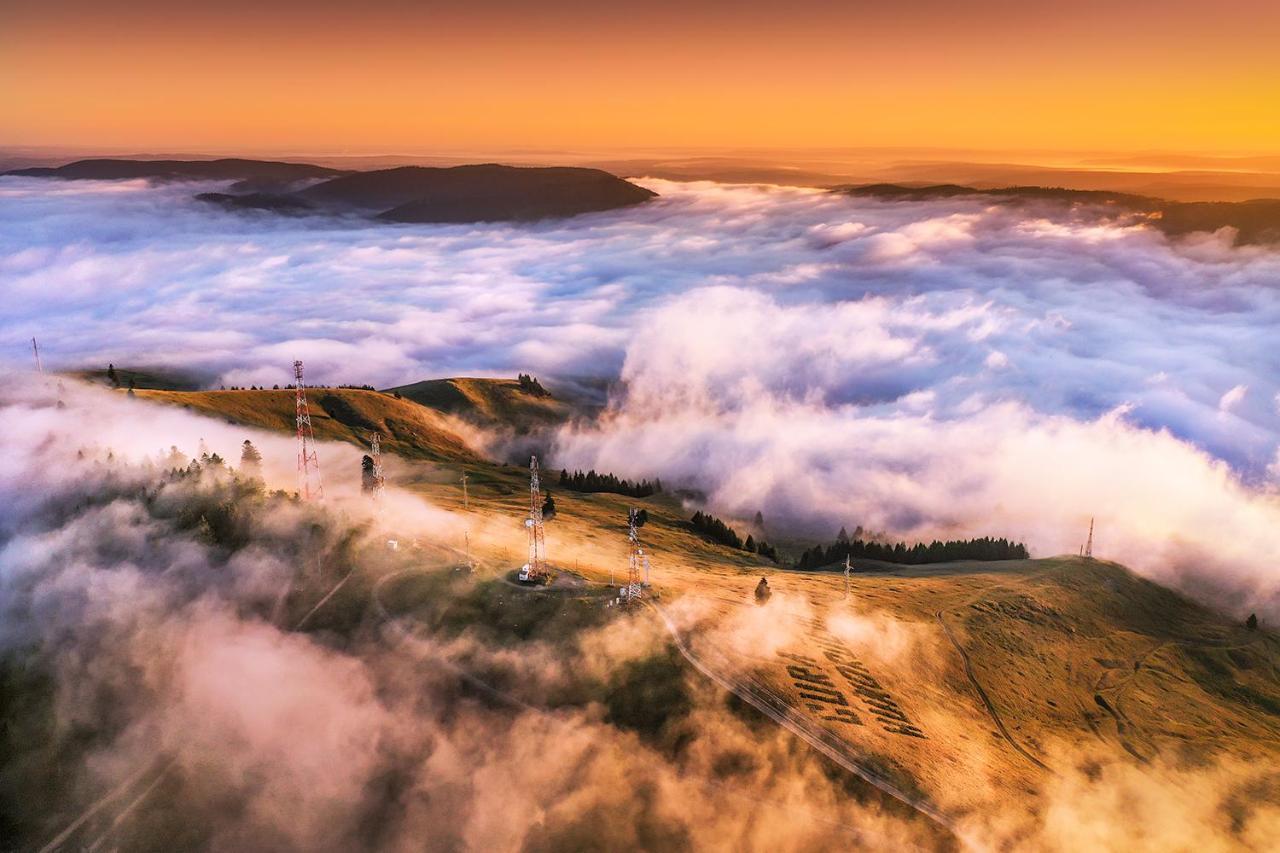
[621, 507, 648, 604]
[369, 431, 386, 500]
[518, 455, 548, 582]
[294, 360, 324, 501]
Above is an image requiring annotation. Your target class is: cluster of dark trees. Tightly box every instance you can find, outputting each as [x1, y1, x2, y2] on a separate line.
[558, 469, 662, 498]
[796, 532, 1029, 569]
[517, 373, 551, 397]
[689, 511, 778, 561]
[360, 455, 381, 493]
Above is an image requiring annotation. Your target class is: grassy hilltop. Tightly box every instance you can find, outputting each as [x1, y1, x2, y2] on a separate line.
[385, 375, 579, 432]
[133, 387, 481, 462]
[116, 372, 1280, 844]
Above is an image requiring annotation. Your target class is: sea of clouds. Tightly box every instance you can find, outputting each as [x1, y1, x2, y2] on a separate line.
[3, 175, 1280, 616]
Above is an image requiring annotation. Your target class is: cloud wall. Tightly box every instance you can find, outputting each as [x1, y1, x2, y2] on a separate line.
[5, 175, 1280, 615]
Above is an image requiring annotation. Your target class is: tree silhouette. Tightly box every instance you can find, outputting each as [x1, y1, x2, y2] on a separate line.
[240, 440, 263, 476]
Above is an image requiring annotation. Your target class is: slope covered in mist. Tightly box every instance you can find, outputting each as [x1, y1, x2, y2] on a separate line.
[2, 375, 1277, 852]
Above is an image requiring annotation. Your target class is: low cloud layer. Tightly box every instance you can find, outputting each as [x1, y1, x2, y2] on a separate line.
[5, 175, 1280, 617]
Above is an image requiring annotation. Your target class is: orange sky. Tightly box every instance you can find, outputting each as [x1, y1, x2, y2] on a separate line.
[3, 0, 1279, 154]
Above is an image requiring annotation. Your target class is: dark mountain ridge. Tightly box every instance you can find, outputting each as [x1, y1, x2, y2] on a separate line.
[837, 183, 1280, 246]
[5, 157, 658, 223]
[301, 163, 657, 223]
[5, 157, 344, 184]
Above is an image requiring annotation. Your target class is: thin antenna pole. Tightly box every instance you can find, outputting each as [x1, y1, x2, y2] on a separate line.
[31, 338, 43, 373]
[1084, 517, 1094, 560]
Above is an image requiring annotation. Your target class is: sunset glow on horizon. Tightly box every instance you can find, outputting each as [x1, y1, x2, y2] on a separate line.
[4, 0, 1279, 155]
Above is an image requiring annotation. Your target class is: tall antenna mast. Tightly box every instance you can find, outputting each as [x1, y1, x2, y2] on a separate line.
[621, 507, 647, 604]
[293, 360, 324, 501]
[369, 431, 385, 500]
[518, 455, 548, 582]
[1084, 517, 1094, 560]
[31, 338, 43, 373]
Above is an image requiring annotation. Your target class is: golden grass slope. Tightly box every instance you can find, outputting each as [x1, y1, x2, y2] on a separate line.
[128, 384, 1280, 845]
[386, 377, 576, 432]
[397, 457, 1280, 844]
[134, 388, 481, 462]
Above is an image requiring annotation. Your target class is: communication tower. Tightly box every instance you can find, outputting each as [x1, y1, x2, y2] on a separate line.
[31, 338, 43, 373]
[620, 507, 649, 604]
[294, 360, 324, 501]
[369, 431, 386, 500]
[518, 455, 548, 582]
[1084, 517, 1094, 560]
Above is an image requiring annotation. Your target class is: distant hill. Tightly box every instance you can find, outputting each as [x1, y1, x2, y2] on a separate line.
[5, 157, 657, 223]
[384, 376, 577, 432]
[5, 157, 343, 185]
[194, 192, 316, 214]
[837, 183, 1280, 246]
[299, 164, 657, 223]
[1156, 199, 1280, 245]
[134, 388, 480, 462]
[840, 183, 1157, 208]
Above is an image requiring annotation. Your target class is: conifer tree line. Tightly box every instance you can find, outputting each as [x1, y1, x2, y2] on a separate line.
[559, 469, 663, 498]
[796, 532, 1029, 569]
[517, 373, 551, 397]
[689, 511, 778, 562]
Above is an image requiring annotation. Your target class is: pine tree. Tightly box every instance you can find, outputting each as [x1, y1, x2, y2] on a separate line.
[240, 440, 263, 476]
[745, 535, 757, 553]
[107, 363, 118, 386]
[1247, 613, 1259, 631]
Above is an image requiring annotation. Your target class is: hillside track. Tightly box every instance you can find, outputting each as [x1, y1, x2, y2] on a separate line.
[935, 610, 1052, 773]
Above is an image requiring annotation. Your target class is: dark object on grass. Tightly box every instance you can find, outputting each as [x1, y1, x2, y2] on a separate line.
[754, 577, 772, 605]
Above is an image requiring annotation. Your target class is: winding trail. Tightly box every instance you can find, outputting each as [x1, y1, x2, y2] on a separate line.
[935, 610, 1051, 773]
